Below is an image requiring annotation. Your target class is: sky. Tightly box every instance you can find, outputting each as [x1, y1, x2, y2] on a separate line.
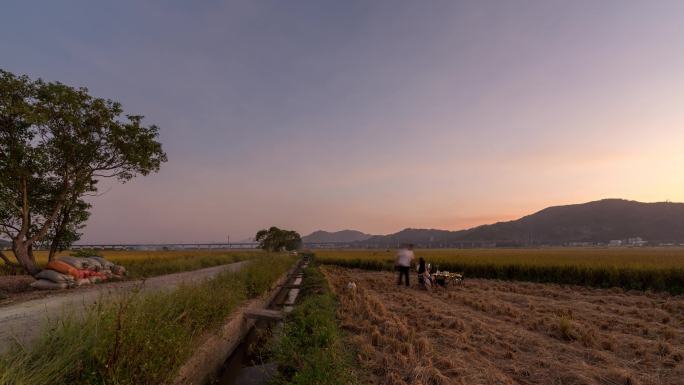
[2, 1, 684, 243]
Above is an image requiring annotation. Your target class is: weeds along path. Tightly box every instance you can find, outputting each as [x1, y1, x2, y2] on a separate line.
[323, 267, 684, 385]
[0, 260, 250, 352]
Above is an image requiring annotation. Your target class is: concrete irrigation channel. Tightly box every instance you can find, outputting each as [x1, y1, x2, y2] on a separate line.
[173, 258, 309, 385]
[0, 260, 250, 353]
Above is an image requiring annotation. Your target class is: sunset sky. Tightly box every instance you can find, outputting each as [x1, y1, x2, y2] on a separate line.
[2, 1, 684, 243]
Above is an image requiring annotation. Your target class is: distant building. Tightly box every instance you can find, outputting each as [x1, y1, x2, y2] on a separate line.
[608, 240, 623, 247]
[567, 242, 592, 247]
[626, 237, 647, 247]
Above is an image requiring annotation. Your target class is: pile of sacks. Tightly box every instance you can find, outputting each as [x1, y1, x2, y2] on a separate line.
[30, 256, 127, 290]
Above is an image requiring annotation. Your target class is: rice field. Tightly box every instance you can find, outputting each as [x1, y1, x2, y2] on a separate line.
[324, 266, 684, 385]
[315, 248, 684, 293]
[0, 249, 266, 278]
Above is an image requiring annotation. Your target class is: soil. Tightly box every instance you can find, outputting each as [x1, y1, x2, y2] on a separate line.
[323, 267, 684, 385]
[0, 275, 35, 295]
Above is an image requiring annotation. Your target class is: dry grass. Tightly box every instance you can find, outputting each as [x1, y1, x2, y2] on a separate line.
[323, 266, 684, 385]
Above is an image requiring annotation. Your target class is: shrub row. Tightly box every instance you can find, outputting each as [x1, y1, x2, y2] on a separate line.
[0, 255, 296, 385]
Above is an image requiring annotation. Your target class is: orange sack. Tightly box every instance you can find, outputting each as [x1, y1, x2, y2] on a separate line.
[46, 260, 81, 280]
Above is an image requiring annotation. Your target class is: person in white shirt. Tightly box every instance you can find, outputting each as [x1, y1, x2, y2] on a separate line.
[395, 244, 415, 286]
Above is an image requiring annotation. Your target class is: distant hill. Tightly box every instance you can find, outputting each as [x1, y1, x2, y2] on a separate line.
[303, 230, 373, 243]
[361, 228, 465, 246]
[355, 199, 684, 246]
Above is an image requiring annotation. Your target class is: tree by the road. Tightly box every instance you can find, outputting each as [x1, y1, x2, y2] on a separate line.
[0, 70, 167, 274]
[255, 227, 302, 252]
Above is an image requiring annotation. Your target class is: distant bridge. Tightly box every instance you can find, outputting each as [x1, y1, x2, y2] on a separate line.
[68, 242, 368, 251]
[70, 242, 260, 250]
[66, 241, 519, 251]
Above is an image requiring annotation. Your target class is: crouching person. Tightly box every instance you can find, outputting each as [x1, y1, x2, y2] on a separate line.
[417, 257, 433, 291]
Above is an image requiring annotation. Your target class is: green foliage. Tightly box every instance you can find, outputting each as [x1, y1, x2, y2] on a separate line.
[69, 249, 103, 259]
[255, 227, 302, 252]
[0, 255, 296, 385]
[271, 265, 357, 385]
[0, 69, 166, 272]
[43, 198, 91, 259]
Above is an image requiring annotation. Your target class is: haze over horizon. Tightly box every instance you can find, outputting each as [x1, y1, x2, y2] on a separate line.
[2, 1, 684, 243]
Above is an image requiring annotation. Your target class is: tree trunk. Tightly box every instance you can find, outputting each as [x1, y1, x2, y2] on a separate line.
[48, 238, 59, 261]
[48, 209, 69, 262]
[12, 240, 39, 275]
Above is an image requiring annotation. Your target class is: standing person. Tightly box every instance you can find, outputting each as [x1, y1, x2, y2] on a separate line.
[395, 244, 415, 287]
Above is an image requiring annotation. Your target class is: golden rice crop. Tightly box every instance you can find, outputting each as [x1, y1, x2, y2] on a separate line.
[315, 248, 684, 293]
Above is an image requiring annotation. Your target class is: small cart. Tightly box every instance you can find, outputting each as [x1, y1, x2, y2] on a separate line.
[431, 272, 464, 288]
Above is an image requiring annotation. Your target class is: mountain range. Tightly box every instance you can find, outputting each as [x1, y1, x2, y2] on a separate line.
[302, 229, 373, 243]
[303, 199, 684, 247]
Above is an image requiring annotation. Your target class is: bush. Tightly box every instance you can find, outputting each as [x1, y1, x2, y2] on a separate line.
[70, 249, 103, 259]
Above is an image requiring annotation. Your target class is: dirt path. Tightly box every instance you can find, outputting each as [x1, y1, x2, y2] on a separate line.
[323, 267, 684, 385]
[0, 260, 250, 352]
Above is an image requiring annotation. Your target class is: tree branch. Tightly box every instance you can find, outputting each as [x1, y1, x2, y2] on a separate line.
[0, 191, 21, 213]
[28, 179, 70, 245]
[0, 223, 20, 232]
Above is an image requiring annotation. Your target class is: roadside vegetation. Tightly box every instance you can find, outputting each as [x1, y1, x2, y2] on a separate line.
[0, 254, 296, 385]
[0, 249, 265, 278]
[95, 249, 265, 278]
[270, 263, 357, 385]
[316, 248, 684, 293]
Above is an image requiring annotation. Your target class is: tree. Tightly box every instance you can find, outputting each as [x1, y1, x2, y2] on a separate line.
[255, 227, 302, 252]
[0, 70, 167, 274]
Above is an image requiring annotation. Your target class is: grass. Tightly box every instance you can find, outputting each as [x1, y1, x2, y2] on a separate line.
[270, 263, 357, 385]
[558, 315, 577, 341]
[1, 249, 266, 278]
[314, 248, 684, 293]
[0, 254, 296, 385]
